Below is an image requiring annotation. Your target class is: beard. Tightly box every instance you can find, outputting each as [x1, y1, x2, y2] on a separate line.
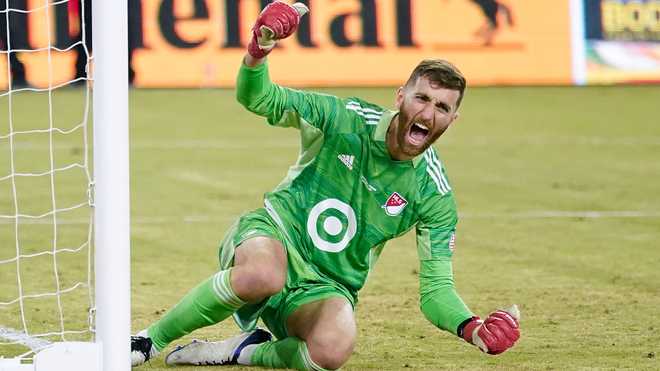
[394, 100, 441, 158]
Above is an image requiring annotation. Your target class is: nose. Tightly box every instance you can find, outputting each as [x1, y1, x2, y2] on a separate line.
[418, 103, 435, 122]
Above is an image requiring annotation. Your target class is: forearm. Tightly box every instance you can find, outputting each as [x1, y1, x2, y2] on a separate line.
[419, 258, 473, 335]
[236, 59, 283, 118]
[238, 2, 314, 124]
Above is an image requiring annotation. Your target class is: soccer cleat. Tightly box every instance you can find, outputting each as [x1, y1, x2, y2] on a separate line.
[131, 332, 159, 367]
[165, 328, 272, 366]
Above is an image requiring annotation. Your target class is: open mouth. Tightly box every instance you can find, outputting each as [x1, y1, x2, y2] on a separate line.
[407, 122, 430, 145]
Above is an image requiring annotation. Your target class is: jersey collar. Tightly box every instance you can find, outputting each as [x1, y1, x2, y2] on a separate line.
[374, 110, 425, 168]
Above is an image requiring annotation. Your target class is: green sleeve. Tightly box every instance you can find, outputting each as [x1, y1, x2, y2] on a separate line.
[416, 181, 472, 335]
[415, 191, 457, 260]
[236, 60, 342, 133]
[419, 258, 473, 335]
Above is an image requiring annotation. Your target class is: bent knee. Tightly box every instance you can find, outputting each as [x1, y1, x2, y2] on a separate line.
[306, 335, 355, 370]
[232, 238, 287, 300]
[234, 265, 285, 300]
[250, 266, 286, 295]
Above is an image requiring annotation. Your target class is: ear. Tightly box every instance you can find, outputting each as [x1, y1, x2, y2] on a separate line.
[447, 112, 460, 127]
[395, 86, 404, 109]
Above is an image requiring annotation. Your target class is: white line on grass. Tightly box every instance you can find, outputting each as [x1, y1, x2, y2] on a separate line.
[0, 327, 52, 352]
[0, 139, 300, 151]
[460, 210, 660, 218]
[168, 170, 235, 189]
[1, 211, 659, 226]
[3, 136, 660, 151]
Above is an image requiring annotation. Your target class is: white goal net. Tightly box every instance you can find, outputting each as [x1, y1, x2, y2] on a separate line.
[0, 0, 130, 370]
[0, 0, 96, 362]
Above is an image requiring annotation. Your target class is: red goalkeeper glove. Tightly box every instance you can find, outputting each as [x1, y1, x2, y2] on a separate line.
[247, 1, 309, 59]
[461, 305, 521, 355]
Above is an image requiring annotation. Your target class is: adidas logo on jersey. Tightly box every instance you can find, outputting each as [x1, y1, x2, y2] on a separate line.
[338, 154, 354, 170]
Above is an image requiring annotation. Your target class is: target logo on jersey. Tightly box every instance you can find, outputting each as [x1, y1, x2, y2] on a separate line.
[307, 199, 357, 253]
[383, 192, 408, 216]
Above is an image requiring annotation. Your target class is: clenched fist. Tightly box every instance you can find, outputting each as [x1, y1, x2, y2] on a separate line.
[462, 305, 521, 355]
[248, 1, 309, 59]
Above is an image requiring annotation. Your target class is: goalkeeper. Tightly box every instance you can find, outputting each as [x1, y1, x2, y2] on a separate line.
[131, 1, 521, 369]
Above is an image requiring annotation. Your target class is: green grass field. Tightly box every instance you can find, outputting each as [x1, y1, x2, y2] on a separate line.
[1, 85, 660, 369]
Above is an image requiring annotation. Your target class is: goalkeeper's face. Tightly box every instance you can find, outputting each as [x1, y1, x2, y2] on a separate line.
[389, 76, 460, 160]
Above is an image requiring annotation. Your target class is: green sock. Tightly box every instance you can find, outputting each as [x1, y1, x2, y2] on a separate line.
[147, 269, 245, 351]
[249, 337, 330, 371]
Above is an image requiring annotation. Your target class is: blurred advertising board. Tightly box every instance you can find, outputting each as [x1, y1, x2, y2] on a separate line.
[575, 0, 660, 84]
[131, 0, 574, 87]
[1, 0, 574, 88]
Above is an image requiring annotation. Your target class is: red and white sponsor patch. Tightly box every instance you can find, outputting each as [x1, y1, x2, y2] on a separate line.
[383, 192, 408, 216]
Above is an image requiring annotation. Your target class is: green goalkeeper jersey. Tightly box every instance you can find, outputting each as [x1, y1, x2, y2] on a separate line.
[237, 61, 473, 334]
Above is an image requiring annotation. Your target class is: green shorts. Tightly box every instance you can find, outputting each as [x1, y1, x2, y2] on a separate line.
[218, 208, 355, 340]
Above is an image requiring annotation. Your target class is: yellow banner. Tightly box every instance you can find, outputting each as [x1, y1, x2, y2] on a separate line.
[0, 0, 573, 88]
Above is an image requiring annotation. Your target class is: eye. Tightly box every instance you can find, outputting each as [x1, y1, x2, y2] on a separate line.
[436, 104, 450, 113]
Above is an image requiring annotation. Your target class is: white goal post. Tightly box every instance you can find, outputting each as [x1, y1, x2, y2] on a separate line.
[92, 0, 131, 370]
[0, 0, 130, 370]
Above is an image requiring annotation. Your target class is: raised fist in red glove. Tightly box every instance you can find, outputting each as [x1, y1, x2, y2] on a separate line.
[462, 305, 521, 355]
[248, 1, 309, 59]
